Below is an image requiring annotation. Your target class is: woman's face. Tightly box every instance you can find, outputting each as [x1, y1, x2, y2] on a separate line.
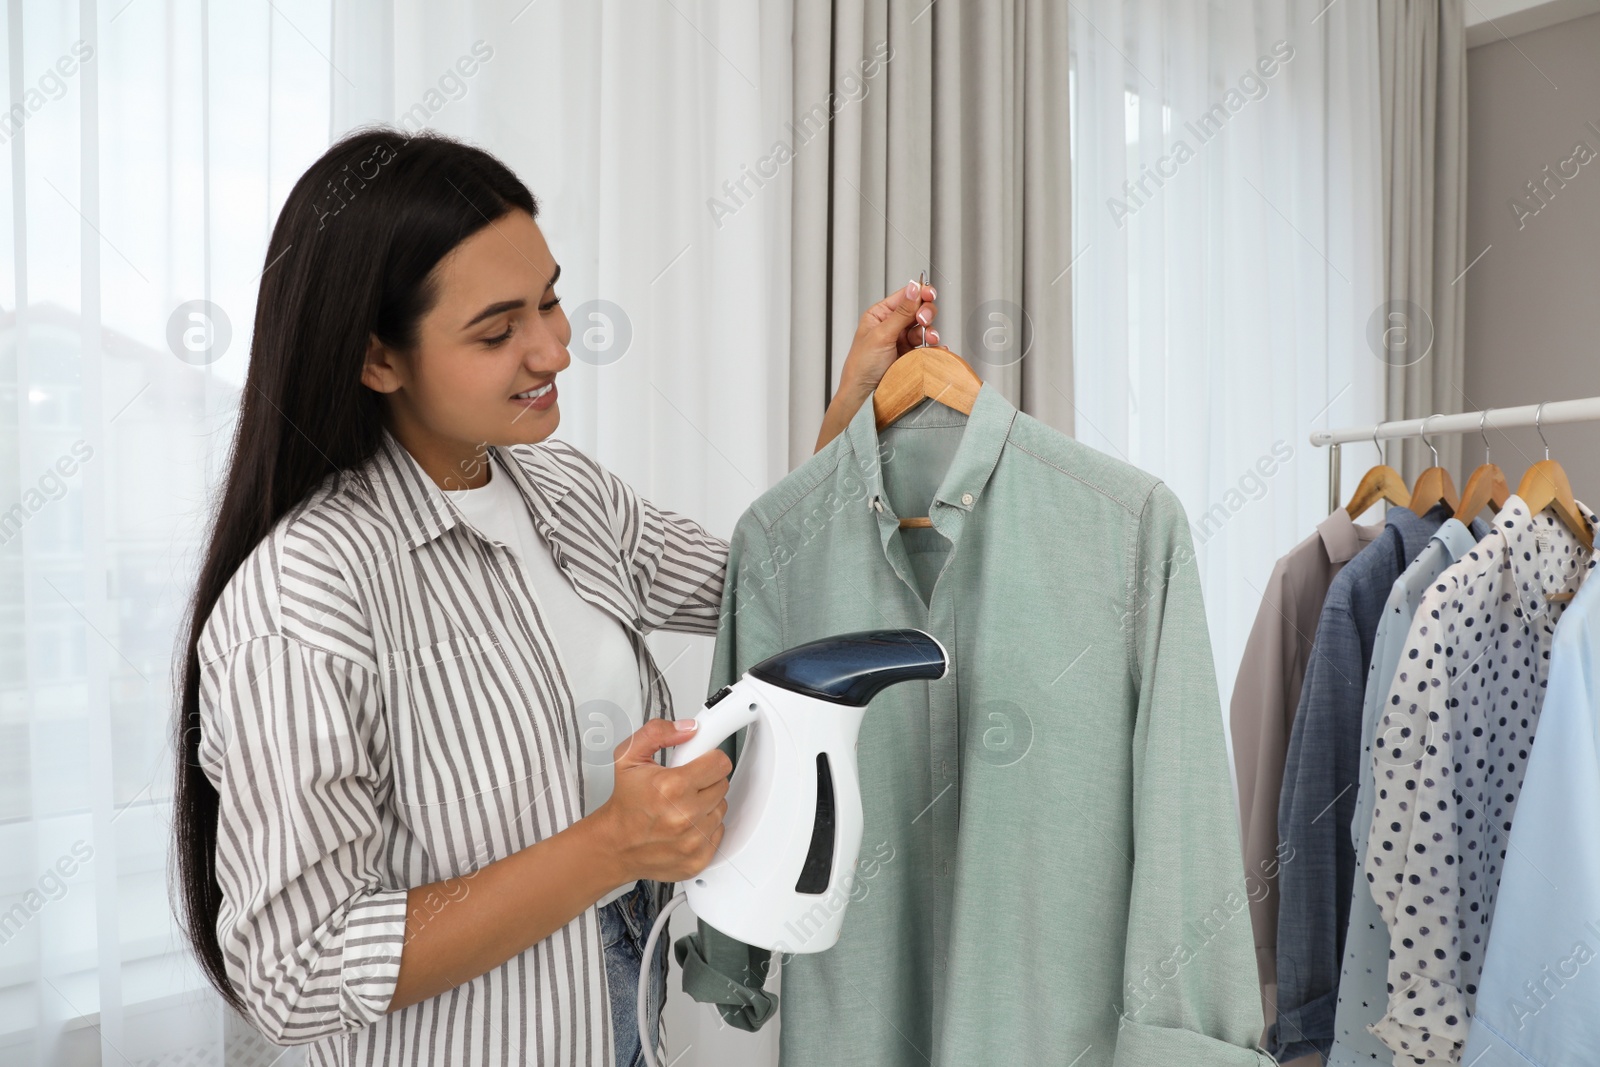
[363, 208, 571, 486]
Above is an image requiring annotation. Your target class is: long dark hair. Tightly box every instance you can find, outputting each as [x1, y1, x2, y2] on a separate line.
[171, 126, 538, 1012]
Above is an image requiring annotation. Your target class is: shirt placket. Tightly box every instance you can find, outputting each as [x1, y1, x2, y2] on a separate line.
[925, 566, 960, 1011]
[870, 491, 965, 1045]
[923, 502, 968, 1054]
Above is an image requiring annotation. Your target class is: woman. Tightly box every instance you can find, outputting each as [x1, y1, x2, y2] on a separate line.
[172, 126, 939, 1067]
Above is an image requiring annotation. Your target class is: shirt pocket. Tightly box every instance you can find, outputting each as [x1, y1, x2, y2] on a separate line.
[384, 630, 543, 810]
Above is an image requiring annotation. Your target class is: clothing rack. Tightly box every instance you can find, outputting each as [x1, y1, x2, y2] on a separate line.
[1310, 396, 1600, 514]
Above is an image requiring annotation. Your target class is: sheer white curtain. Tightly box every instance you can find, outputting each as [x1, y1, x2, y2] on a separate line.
[0, 0, 790, 1064]
[1068, 0, 1386, 714]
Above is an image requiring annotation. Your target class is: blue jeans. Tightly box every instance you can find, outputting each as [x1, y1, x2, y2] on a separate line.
[600, 882, 668, 1067]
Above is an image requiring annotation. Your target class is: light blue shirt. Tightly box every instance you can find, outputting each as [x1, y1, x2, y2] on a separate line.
[1328, 517, 1485, 1066]
[1460, 554, 1600, 1066]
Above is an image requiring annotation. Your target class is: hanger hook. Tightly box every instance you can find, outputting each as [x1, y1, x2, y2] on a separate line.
[917, 270, 929, 348]
[1421, 414, 1440, 468]
[1478, 409, 1491, 465]
[1536, 402, 1550, 460]
[1373, 424, 1384, 466]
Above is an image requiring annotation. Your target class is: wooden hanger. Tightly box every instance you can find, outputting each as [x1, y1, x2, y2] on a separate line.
[1409, 415, 1460, 517]
[1517, 402, 1594, 559]
[1457, 411, 1510, 523]
[871, 272, 983, 529]
[872, 345, 981, 432]
[1342, 426, 1411, 518]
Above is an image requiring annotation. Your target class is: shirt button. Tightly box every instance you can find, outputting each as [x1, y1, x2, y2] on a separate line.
[943, 859, 951, 876]
[941, 760, 951, 777]
[961, 492, 974, 506]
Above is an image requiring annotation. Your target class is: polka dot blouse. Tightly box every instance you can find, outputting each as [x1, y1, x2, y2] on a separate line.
[1363, 495, 1597, 1065]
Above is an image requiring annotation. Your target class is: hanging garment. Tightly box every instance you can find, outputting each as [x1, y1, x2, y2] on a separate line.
[1232, 509, 1385, 988]
[1328, 516, 1488, 1066]
[1268, 505, 1448, 1061]
[673, 384, 1271, 1066]
[194, 428, 726, 1067]
[1365, 497, 1597, 1065]
[1459, 562, 1600, 1066]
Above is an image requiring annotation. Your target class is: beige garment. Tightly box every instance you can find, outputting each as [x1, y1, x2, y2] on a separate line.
[1231, 507, 1383, 988]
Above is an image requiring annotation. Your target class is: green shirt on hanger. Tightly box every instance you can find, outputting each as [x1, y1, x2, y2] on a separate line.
[673, 383, 1271, 1066]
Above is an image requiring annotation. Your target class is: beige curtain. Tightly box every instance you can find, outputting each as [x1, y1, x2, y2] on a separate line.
[1378, 0, 1469, 479]
[786, 0, 1074, 465]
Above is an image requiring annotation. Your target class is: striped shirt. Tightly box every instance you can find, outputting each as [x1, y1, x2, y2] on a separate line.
[195, 426, 728, 1066]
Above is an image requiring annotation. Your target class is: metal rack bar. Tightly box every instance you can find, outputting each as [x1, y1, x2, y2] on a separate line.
[1311, 396, 1600, 511]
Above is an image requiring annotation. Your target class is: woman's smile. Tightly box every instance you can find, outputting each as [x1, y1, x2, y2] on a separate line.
[512, 379, 558, 412]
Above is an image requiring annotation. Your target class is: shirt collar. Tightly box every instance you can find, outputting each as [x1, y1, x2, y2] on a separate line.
[1316, 507, 1383, 565]
[1374, 502, 1443, 566]
[1431, 516, 1481, 565]
[364, 425, 572, 550]
[845, 380, 1018, 535]
[1489, 494, 1598, 618]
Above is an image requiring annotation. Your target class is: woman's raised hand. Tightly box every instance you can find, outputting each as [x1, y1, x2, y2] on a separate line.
[848, 277, 940, 381]
[813, 278, 940, 452]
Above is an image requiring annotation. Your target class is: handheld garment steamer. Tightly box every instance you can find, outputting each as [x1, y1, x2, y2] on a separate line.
[635, 628, 948, 1067]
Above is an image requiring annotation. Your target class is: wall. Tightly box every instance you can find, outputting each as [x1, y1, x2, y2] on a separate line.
[1463, 12, 1600, 500]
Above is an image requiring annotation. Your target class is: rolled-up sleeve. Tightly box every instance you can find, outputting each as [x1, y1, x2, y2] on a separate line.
[199, 633, 409, 1045]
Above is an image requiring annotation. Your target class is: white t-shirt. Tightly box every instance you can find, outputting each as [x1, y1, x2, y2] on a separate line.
[443, 455, 641, 905]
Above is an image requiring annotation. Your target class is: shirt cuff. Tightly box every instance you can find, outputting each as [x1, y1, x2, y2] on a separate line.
[1370, 976, 1470, 1066]
[1112, 1017, 1277, 1067]
[672, 926, 778, 1032]
[1266, 985, 1336, 1062]
[337, 888, 411, 1027]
